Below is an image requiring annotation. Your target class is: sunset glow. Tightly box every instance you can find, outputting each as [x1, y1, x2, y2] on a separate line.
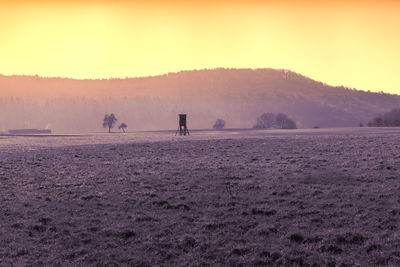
[1, 0, 400, 93]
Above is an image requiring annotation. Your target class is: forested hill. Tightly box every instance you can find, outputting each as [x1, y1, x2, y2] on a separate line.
[1, 68, 399, 132]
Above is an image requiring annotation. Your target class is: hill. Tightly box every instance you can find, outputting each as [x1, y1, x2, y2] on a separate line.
[1, 68, 399, 132]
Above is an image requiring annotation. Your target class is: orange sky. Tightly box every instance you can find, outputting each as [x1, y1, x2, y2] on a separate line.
[0, 0, 399, 93]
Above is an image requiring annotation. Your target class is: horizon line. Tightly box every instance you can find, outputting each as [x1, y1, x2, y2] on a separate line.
[0, 67, 300, 80]
[0, 67, 396, 95]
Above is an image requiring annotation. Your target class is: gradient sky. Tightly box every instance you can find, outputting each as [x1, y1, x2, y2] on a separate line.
[0, 0, 399, 93]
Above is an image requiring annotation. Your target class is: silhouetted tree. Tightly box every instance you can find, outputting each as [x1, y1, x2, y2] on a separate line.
[103, 113, 117, 133]
[275, 113, 288, 129]
[253, 113, 275, 129]
[118, 123, 127, 133]
[275, 113, 297, 129]
[283, 118, 297, 129]
[213, 119, 226, 130]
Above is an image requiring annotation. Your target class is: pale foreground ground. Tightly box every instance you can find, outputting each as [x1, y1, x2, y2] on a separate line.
[1, 128, 400, 266]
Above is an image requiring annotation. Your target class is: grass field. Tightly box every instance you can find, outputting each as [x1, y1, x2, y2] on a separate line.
[1, 128, 400, 266]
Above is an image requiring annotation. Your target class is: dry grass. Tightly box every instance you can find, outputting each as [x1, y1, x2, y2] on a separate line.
[1, 132, 400, 265]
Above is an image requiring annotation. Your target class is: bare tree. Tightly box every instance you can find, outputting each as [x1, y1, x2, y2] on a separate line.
[213, 119, 226, 130]
[275, 113, 297, 129]
[253, 113, 275, 129]
[118, 123, 127, 133]
[275, 113, 289, 129]
[103, 113, 118, 133]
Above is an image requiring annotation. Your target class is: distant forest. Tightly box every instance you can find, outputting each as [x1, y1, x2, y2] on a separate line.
[1, 68, 400, 133]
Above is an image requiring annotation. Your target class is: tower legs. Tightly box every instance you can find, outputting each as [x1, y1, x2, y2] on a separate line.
[176, 126, 190, 136]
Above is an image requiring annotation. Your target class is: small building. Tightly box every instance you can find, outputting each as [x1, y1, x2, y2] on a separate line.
[8, 129, 52, 134]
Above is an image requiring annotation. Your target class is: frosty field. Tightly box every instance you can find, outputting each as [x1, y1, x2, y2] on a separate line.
[1, 128, 400, 266]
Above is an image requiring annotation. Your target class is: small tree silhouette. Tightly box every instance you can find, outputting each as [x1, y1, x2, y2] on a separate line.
[118, 123, 127, 133]
[103, 113, 118, 133]
[213, 119, 226, 130]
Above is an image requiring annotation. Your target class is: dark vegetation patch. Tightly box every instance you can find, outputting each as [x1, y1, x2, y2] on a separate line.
[30, 225, 46, 233]
[81, 195, 96, 200]
[335, 233, 367, 245]
[366, 244, 382, 253]
[135, 216, 159, 222]
[38, 217, 52, 225]
[232, 248, 249, 256]
[271, 252, 282, 261]
[286, 256, 305, 266]
[304, 236, 322, 243]
[11, 223, 23, 228]
[259, 251, 282, 262]
[205, 223, 226, 231]
[289, 233, 304, 243]
[151, 201, 190, 210]
[14, 249, 29, 257]
[251, 208, 276, 216]
[118, 230, 136, 239]
[152, 200, 169, 207]
[82, 239, 92, 244]
[320, 245, 343, 254]
[88, 227, 99, 232]
[259, 251, 271, 258]
[181, 236, 197, 249]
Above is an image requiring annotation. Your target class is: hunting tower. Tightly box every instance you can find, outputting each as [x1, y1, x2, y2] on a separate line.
[176, 114, 190, 136]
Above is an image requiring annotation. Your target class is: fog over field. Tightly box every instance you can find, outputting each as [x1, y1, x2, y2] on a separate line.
[1, 69, 400, 132]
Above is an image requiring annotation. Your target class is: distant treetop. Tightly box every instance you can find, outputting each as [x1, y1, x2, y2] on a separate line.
[213, 119, 226, 130]
[103, 113, 118, 133]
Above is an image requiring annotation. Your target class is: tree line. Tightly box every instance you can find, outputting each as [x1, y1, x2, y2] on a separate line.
[368, 108, 400, 127]
[211, 112, 297, 131]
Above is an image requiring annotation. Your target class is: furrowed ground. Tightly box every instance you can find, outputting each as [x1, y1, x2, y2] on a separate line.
[1, 131, 400, 266]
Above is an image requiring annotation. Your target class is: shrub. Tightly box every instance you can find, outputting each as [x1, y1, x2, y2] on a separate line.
[253, 112, 297, 129]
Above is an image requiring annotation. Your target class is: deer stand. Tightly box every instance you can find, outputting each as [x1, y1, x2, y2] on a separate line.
[175, 114, 190, 136]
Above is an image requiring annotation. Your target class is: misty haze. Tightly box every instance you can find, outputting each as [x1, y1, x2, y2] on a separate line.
[2, 68, 400, 133]
[2, 0, 400, 265]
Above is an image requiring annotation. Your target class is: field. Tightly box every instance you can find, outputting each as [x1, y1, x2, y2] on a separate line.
[1, 128, 400, 266]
